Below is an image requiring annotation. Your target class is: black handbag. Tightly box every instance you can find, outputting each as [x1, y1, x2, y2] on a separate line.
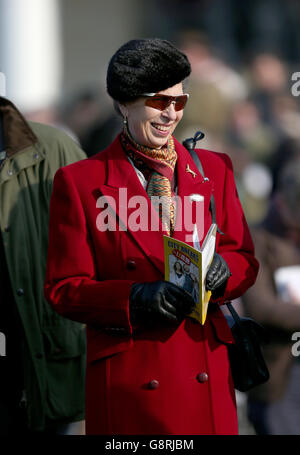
[225, 301, 270, 392]
[183, 131, 270, 392]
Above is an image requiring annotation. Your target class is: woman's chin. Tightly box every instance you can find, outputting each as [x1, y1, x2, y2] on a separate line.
[147, 134, 170, 149]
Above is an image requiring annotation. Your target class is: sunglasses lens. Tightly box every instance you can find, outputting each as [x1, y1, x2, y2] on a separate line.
[145, 95, 188, 111]
[175, 95, 188, 111]
[145, 96, 169, 110]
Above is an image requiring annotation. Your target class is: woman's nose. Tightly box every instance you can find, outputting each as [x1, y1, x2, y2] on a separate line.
[162, 102, 177, 120]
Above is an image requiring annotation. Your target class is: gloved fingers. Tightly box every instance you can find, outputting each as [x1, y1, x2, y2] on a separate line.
[166, 286, 195, 314]
[165, 281, 195, 305]
[161, 293, 179, 316]
[206, 263, 223, 289]
[218, 265, 231, 286]
[165, 286, 194, 314]
[160, 296, 180, 321]
[206, 254, 231, 291]
[206, 269, 218, 289]
[206, 254, 220, 277]
[179, 288, 195, 307]
[205, 275, 216, 290]
[209, 254, 220, 269]
[207, 273, 227, 291]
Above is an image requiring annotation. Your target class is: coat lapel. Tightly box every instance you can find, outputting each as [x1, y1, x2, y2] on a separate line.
[98, 137, 166, 274]
[97, 136, 213, 274]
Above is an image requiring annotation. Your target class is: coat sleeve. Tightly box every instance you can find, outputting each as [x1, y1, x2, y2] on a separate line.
[44, 166, 135, 333]
[214, 153, 259, 302]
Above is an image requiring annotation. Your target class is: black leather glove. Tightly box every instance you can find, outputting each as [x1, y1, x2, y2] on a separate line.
[129, 280, 195, 325]
[206, 253, 231, 291]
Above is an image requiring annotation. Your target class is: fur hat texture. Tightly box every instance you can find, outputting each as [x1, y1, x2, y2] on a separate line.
[106, 38, 191, 103]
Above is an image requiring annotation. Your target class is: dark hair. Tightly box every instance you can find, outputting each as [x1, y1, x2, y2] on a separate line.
[106, 38, 191, 103]
[174, 261, 183, 273]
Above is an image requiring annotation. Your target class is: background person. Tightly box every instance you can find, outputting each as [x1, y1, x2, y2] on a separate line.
[182, 264, 194, 295]
[0, 96, 86, 435]
[170, 260, 185, 287]
[45, 38, 259, 435]
[243, 158, 300, 435]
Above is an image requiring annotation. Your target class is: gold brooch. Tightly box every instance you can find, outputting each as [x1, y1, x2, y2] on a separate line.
[186, 164, 197, 178]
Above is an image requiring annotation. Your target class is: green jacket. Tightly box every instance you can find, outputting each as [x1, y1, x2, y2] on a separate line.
[0, 98, 86, 431]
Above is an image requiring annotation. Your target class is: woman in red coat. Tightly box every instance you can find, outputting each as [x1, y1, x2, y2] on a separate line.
[45, 39, 259, 435]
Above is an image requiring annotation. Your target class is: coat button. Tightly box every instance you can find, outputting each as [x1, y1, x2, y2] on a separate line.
[197, 372, 209, 383]
[126, 259, 136, 270]
[148, 379, 159, 389]
[17, 288, 24, 296]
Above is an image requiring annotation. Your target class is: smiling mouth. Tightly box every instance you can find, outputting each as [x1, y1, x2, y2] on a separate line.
[151, 123, 172, 132]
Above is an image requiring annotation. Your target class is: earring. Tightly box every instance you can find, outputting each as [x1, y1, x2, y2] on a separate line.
[123, 116, 128, 126]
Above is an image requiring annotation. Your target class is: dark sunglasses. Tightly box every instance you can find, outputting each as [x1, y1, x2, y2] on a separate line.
[142, 93, 189, 111]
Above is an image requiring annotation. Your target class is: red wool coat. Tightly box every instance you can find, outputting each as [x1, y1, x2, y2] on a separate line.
[45, 135, 259, 435]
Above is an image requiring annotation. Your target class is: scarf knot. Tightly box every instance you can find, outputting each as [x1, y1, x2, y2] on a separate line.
[120, 126, 177, 236]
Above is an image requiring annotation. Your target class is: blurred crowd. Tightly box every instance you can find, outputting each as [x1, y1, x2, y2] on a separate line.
[20, 0, 300, 436]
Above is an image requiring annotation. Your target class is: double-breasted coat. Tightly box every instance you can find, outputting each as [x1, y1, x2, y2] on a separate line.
[45, 135, 259, 435]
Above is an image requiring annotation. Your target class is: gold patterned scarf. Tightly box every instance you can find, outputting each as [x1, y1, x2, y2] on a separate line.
[120, 125, 177, 236]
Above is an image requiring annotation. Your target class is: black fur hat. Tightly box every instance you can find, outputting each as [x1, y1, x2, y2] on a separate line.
[106, 38, 191, 103]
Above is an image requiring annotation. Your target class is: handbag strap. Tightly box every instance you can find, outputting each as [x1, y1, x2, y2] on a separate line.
[182, 131, 224, 235]
[184, 132, 247, 330]
[226, 301, 242, 325]
[225, 300, 251, 343]
[183, 132, 259, 337]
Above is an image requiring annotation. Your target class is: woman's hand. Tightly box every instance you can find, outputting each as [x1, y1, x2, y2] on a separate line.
[129, 280, 195, 325]
[206, 253, 231, 291]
